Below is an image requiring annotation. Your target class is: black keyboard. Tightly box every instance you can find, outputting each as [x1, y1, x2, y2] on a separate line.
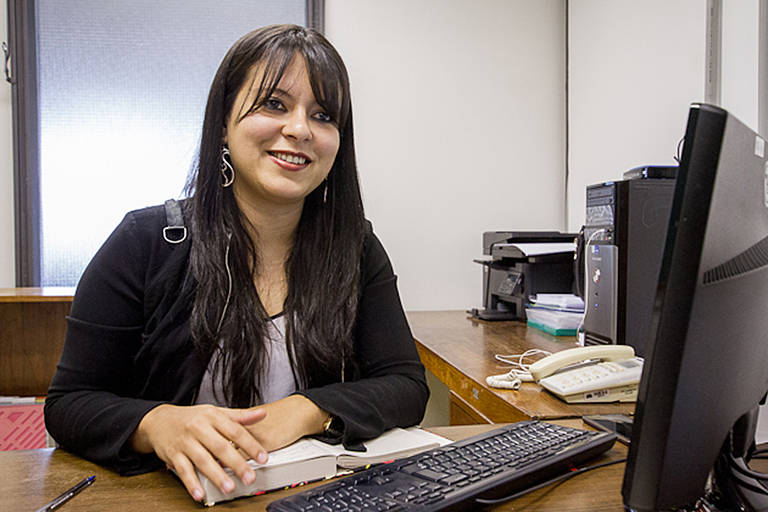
[267, 421, 617, 512]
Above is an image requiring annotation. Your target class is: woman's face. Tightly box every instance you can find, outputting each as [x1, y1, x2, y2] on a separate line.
[224, 55, 340, 209]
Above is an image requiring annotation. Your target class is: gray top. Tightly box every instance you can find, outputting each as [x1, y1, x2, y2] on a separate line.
[195, 315, 296, 406]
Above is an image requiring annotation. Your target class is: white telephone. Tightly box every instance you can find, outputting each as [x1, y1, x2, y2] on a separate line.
[529, 345, 643, 403]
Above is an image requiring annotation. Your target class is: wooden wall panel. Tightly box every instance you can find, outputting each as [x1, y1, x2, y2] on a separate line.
[0, 289, 73, 396]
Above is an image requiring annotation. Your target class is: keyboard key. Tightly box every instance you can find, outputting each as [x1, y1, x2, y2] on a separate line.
[412, 469, 448, 482]
[440, 473, 467, 485]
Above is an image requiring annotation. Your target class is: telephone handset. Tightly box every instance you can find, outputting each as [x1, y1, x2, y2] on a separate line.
[529, 345, 635, 380]
[530, 345, 642, 403]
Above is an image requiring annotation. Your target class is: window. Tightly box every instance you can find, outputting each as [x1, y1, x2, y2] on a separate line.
[9, 0, 322, 286]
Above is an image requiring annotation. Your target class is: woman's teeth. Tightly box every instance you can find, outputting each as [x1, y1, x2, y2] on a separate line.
[273, 152, 307, 165]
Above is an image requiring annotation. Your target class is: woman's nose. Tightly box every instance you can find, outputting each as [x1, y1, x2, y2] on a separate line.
[282, 109, 312, 141]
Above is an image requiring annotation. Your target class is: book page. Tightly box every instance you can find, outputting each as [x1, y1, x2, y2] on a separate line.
[331, 427, 449, 468]
[247, 438, 333, 469]
[244, 427, 449, 470]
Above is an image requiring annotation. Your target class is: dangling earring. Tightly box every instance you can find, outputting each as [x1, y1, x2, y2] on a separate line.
[220, 146, 235, 187]
[322, 178, 328, 204]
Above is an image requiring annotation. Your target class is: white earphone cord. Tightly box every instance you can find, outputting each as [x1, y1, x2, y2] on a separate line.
[216, 233, 233, 334]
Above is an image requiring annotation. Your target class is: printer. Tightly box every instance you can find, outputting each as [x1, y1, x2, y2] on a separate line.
[470, 231, 577, 321]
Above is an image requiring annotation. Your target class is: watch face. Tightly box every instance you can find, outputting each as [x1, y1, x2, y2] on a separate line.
[325, 416, 343, 437]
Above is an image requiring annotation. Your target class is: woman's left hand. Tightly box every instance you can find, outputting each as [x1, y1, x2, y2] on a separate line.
[245, 395, 329, 451]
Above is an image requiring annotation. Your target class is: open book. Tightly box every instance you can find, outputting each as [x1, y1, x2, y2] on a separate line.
[198, 427, 448, 506]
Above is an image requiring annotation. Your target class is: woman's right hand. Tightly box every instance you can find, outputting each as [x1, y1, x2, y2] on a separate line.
[129, 404, 269, 502]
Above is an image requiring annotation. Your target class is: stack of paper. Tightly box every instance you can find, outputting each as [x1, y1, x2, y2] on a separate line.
[526, 294, 584, 336]
[528, 294, 585, 312]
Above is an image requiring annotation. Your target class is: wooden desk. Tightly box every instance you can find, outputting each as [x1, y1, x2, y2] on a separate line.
[0, 287, 74, 396]
[1, 422, 627, 511]
[407, 310, 634, 425]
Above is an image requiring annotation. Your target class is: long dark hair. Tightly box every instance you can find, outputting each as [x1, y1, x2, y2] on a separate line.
[184, 25, 365, 407]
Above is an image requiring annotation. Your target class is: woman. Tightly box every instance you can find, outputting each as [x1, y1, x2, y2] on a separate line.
[44, 24, 429, 503]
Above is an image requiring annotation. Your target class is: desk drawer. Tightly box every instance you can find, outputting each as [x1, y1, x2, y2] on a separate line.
[449, 391, 492, 425]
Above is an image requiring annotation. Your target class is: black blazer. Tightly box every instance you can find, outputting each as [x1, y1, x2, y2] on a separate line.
[44, 204, 429, 475]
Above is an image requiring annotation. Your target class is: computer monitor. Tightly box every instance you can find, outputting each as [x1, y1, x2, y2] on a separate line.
[622, 103, 768, 510]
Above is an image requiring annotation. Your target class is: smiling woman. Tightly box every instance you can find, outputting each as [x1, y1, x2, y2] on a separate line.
[224, 55, 341, 210]
[42, 24, 429, 505]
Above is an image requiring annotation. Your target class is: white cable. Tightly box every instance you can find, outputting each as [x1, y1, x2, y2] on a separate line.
[486, 349, 553, 390]
[486, 374, 523, 390]
[494, 349, 552, 368]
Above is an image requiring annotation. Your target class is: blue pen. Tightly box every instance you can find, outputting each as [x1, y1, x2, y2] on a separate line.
[36, 475, 95, 512]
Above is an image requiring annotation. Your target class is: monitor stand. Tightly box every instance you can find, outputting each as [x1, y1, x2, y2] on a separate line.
[656, 408, 768, 511]
[707, 443, 768, 510]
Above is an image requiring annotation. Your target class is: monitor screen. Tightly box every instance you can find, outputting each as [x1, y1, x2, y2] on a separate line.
[622, 104, 768, 510]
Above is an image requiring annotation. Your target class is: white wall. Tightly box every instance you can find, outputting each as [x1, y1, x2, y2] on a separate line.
[0, 0, 14, 288]
[567, 0, 762, 232]
[567, 0, 707, 232]
[1, 2, 761, 308]
[326, 0, 566, 311]
[721, 0, 760, 130]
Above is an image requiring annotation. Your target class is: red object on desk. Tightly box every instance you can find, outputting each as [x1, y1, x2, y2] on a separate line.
[0, 402, 47, 450]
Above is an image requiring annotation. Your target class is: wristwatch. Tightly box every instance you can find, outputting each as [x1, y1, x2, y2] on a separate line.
[322, 415, 344, 437]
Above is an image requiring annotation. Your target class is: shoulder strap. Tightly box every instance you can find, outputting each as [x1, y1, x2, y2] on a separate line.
[162, 199, 187, 244]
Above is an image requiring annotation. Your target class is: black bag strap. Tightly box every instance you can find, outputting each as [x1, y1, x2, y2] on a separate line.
[162, 199, 187, 244]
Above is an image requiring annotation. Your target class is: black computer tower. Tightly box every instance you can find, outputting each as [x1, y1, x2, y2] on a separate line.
[582, 178, 675, 357]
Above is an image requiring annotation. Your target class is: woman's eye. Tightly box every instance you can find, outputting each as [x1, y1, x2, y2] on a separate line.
[263, 98, 284, 111]
[313, 111, 333, 123]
